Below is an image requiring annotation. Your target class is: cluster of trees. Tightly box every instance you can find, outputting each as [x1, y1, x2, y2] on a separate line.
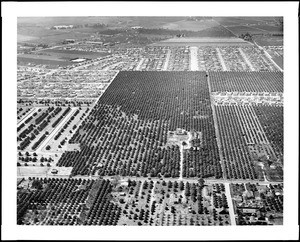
[17, 177, 94, 225]
[51, 107, 69, 128]
[63, 103, 181, 177]
[31, 132, 47, 150]
[183, 147, 222, 179]
[209, 72, 283, 93]
[84, 179, 121, 225]
[35, 107, 55, 125]
[239, 32, 253, 41]
[253, 106, 283, 159]
[54, 108, 85, 141]
[18, 124, 36, 150]
[57, 72, 219, 178]
[263, 184, 283, 212]
[212, 192, 228, 209]
[215, 106, 258, 180]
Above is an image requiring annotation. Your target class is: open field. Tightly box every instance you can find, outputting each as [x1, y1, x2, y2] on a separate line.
[18, 57, 71, 68]
[153, 37, 249, 46]
[254, 36, 283, 46]
[162, 19, 219, 31]
[17, 34, 39, 42]
[17, 167, 50, 176]
[39, 48, 108, 57]
[18, 49, 109, 68]
[17, 29, 91, 45]
[213, 17, 281, 26]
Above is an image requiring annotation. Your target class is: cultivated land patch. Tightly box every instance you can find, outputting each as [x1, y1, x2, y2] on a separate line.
[215, 105, 283, 182]
[162, 19, 219, 31]
[17, 34, 39, 42]
[56, 71, 221, 178]
[17, 177, 232, 226]
[209, 72, 283, 93]
[153, 37, 251, 47]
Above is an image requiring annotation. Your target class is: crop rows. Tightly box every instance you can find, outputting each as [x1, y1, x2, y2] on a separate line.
[17, 177, 121, 225]
[56, 71, 221, 178]
[215, 105, 283, 181]
[215, 105, 257, 180]
[253, 106, 283, 159]
[209, 72, 283, 93]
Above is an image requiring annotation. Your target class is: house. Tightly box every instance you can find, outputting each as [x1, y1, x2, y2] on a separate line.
[239, 206, 259, 215]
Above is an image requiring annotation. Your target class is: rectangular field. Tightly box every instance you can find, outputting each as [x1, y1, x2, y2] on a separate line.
[215, 105, 283, 182]
[17, 177, 232, 226]
[209, 72, 283, 93]
[153, 37, 251, 46]
[57, 71, 221, 178]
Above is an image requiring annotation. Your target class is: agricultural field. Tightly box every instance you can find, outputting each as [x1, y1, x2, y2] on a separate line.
[154, 37, 250, 47]
[17, 177, 231, 226]
[39, 48, 109, 58]
[15, 16, 285, 229]
[215, 16, 283, 37]
[162, 19, 219, 31]
[114, 180, 231, 226]
[209, 72, 283, 93]
[17, 48, 109, 68]
[215, 105, 283, 182]
[213, 17, 281, 27]
[230, 183, 283, 225]
[55, 71, 221, 178]
[254, 35, 283, 47]
[253, 106, 283, 162]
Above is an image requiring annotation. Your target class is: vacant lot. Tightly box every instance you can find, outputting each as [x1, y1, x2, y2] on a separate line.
[17, 166, 50, 176]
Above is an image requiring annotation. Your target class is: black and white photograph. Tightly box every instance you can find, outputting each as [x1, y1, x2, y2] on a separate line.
[2, 1, 299, 240]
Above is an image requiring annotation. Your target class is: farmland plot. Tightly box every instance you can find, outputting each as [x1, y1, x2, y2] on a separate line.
[209, 72, 283, 93]
[56, 71, 221, 178]
[114, 180, 231, 226]
[215, 105, 283, 181]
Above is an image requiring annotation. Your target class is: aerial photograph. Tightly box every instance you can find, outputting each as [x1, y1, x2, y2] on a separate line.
[16, 15, 284, 227]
